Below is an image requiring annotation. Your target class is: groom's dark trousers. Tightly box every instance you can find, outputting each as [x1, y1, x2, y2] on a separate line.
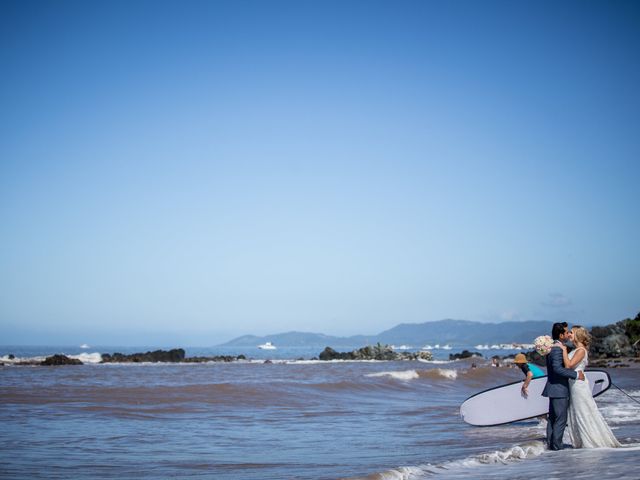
[547, 397, 569, 450]
[542, 347, 578, 450]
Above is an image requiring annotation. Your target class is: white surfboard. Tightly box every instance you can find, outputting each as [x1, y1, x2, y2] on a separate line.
[460, 370, 611, 426]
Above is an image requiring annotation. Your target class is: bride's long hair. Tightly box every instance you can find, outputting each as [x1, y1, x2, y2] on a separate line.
[572, 325, 592, 350]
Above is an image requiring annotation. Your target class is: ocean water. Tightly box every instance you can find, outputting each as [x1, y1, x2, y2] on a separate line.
[1, 346, 639, 479]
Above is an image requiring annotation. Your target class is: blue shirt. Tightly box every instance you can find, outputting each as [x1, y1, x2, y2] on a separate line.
[527, 362, 545, 378]
[520, 362, 545, 378]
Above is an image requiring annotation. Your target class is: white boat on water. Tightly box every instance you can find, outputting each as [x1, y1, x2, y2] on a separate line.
[258, 342, 277, 350]
[80, 344, 90, 349]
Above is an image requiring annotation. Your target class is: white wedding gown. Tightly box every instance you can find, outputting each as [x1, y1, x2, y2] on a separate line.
[567, 348, 621, 448]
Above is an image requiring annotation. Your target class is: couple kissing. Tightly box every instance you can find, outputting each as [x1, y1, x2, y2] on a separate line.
[542, 322, 620, 450]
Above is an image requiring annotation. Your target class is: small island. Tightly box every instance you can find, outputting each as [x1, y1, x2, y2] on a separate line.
[319, 343, 433, 361]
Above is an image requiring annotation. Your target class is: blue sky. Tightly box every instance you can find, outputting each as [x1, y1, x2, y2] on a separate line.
[1, 0, 639, 345]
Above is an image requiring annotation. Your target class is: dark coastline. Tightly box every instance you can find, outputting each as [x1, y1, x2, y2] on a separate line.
[2, 314, 638, 367]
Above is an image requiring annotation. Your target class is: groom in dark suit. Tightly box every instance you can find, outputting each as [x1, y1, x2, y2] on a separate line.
[542, 322, 585, 450]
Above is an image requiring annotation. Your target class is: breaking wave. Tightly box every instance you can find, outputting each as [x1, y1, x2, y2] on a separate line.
[68, 352, 103, 364]
[351, 440, 546, 479]
[366, 369, 459, 382]
[367, 370, 420, 381]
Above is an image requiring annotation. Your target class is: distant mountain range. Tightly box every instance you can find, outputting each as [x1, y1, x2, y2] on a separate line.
[219, 319, 556, 348]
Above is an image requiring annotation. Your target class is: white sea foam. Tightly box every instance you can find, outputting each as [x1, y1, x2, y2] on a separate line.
[374, 466, 426, 480]
[435, 368, 458, 379]
[596, 388, 640, 425]
[0, 355, 47, 365]
[599, 404, 640, 425]
[286, 359, 373, 364]
[288, 359, 387, 364]
[475, 343, 534, 351]
[417, 359, 454, 364]
[372, 441, 546, 479]
[367, 370, 420, 381]
[369, 425, 640, 479]
[68, 352, 103, 364]
[1, 352, 103, 365]
[471, 441, 546, 464]
[365, 368, 459, 381]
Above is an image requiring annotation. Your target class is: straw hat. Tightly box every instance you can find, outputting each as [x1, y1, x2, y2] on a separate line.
[514, 353, 527, 364]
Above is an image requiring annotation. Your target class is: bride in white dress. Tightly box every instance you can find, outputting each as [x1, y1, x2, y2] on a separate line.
[559, 326, 621, 448]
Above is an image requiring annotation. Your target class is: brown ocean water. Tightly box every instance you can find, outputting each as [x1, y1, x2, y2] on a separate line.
[1, 347, 639, 479]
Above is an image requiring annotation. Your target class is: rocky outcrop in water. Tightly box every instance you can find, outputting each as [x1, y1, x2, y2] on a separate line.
[591, 319, 637, 359]
[41, 354, 83, 366]
[500, 313, 640, 365]
[183, 354, 247, 363]
[448, 350, 482, 361]
[100, 349, 248, 363]
[319, 344, 433, 361]
[101, 349, 186, 363]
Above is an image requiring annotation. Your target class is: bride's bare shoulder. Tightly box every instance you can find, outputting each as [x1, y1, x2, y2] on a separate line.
[572, 346, 587, 360]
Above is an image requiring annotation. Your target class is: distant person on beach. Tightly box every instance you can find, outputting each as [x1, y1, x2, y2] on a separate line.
[559, 326, 621, 448]
[514, 353, 544, 397]
[542, 322, 585, 451]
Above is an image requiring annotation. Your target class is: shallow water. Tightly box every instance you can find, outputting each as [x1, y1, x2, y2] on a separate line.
[1, 347, 638, 479]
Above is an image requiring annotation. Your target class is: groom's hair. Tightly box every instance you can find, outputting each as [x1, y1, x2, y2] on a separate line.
[551, 322, 568, 340]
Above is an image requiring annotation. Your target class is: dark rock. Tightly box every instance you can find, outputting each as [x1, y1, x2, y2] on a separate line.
[591, 323, 622, 339]
[591, 320, 636, 358]
[319, 344, 433, 361]
[589, 359, 609, 368]
[101, 349, 186, 363]
[8, 354, 15, 360]
[353, 344, 395, 361]
[319, 347, 353, 361]
[183, 354, 246, 363]
[99, 349, 248, 364]
[449, 350, 482, 360]
[41, 354, 83, 366]
[496, 315, 640, 364]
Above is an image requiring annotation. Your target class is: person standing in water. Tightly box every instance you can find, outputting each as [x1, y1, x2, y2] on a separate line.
[559, 326, 621, 448]
[514, 353, 544, 397]
[542, 322, 585, 451]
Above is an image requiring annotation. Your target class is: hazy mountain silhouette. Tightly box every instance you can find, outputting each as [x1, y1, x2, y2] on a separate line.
[219, 319, 555, 347]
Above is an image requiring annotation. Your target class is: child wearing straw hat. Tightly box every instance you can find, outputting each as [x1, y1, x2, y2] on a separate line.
[514, 353, 544, 397]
